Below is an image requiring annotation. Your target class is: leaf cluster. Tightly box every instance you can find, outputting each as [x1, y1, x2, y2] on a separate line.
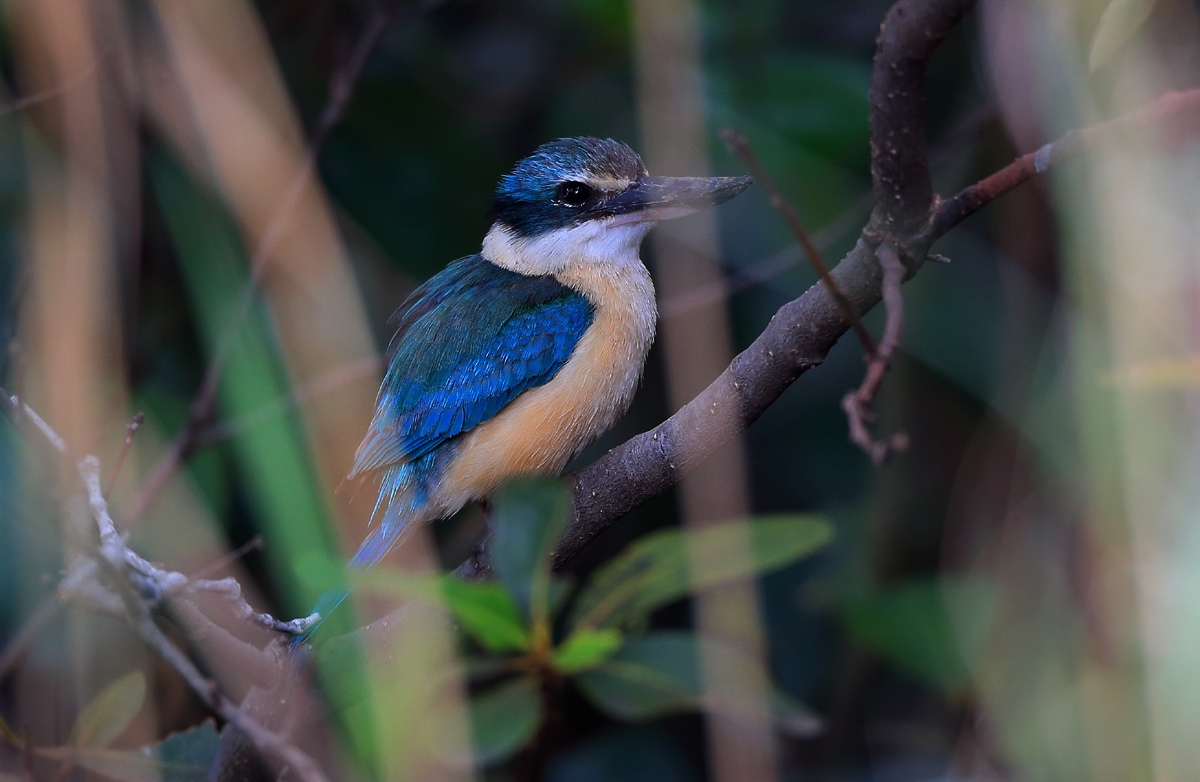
[353, 479, 834, 765]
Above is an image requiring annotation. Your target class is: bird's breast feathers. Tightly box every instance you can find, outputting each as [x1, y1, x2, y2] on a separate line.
[433, 254, 657, 510]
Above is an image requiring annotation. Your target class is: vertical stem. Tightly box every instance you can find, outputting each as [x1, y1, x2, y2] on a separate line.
[631, 1, 779, 780]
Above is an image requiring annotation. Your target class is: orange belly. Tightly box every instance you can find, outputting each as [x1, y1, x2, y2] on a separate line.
[431, 258, 656, 512]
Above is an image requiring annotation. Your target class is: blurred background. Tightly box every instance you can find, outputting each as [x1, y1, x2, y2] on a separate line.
[2, 0, 1200, 779]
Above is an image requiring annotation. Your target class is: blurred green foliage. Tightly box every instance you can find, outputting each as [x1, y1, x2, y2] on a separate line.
[341, 480, 833, 767]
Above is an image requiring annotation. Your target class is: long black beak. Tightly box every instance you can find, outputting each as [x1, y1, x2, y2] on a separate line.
[604, 176, 753, 224]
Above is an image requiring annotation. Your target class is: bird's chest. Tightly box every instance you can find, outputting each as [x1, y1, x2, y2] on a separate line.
[433, 260, 657, 508]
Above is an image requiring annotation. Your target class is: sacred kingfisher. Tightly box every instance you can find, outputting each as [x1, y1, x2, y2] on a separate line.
[315, 137, 749, 629]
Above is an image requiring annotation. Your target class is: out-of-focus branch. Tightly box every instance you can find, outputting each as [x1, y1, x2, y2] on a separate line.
[73, 455, 318, 636]
[2, 389, 67, 453]
[933, 88, 1200, 237]
[0, 54, 103, 120]
[193, 356, 381, 450]
[841, 243, 909, 465]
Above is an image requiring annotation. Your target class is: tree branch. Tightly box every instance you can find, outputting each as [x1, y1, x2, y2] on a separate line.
[556, 0, 978, 566]
[557, 8, 1200, 568]
[870, 0, 976, 237]
[933, 87, 1200, 237]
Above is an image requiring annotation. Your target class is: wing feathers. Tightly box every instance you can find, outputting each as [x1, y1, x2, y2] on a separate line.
[348, 255, 593, 480]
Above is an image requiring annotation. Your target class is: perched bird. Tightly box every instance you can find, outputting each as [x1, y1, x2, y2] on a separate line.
[311, 137, 749, 631]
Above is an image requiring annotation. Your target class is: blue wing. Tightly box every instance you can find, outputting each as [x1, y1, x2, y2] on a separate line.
[348, 255, 594, 481]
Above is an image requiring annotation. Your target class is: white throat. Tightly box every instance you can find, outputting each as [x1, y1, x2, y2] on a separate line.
[482, 220, 655, 276]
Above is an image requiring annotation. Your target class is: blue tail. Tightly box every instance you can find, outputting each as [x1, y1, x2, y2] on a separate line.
[296, 495, 424, 644]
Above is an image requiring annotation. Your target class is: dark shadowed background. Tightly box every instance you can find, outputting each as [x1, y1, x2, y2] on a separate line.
[4, 0, 1200, 780]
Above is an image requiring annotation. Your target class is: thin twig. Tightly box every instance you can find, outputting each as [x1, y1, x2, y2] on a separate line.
[1, 387, 67, 454]
[68, 456, 326, 781]
[77, 455, 318, 635]
[840, 243, 909, 466]
[661, 189, 873, 318]
[662, 103, 996, 318]
[189, 535, 264, 580]
[192, 356, 380, 449]
[720, 128, 878, 355]
[934, 88, 1200, 236]
[104, 411, 144, 496]
[3, 393, 324, 780]
[0, 54, 102, 120]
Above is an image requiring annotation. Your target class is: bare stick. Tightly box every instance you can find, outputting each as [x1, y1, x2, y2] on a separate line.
[720, 128, 878, 355]
[104, 411, 144, 496]
[193, 356, 380, 450]
[934, 88, 1200, 235]
[189, 534, 264, 580]
[68, 457, 326, 780]
[841, 243, 909, 466]
[1, 387, 67, 454]
[78, 455, 318, 635]
[2, 390, 324, 780]
[0, 54, 102, 120]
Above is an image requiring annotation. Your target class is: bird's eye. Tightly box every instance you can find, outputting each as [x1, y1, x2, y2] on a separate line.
[555, 181, 592, 207]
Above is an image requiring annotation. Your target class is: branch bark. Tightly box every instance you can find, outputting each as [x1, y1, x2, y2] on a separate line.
[556, 8, 1200, 567]
[556, 0, 978, 566]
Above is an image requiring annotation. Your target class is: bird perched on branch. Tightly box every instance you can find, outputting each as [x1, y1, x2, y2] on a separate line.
[310, 137, 749, 633]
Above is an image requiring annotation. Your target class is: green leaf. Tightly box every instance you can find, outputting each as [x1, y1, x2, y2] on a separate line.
[551, 628, 623, 674]
[441, 577, 531, 653]
[488, 479, 571, 622]
[574, 631, 819, 736]
[470, 676, 543, 766]
[1089, 0, 1156, 71]
[569, 515, 833, 631]
[45, 721, 220, 782]
[843, 577, 985, 697]
[69, 671, 146, 749]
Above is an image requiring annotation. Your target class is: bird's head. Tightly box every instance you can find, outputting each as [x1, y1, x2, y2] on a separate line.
[482, 137, 751, 276]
